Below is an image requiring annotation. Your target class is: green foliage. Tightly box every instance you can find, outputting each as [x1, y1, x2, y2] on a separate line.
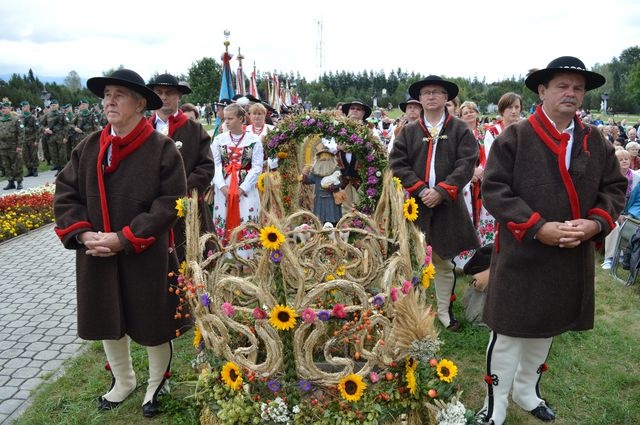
[182, 57, 222, 105]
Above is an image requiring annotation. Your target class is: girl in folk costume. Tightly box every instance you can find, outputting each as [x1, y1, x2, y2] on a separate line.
[454, 101, 485, 268]
[211, 103, 264, 258]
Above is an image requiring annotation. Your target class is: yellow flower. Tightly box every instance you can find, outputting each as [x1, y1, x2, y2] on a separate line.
[403, 197, 418, 222]
[406, 368, 417, 395]
[325, 274, 335, 281]
[338, 373, 366, 402]
[259, 225, 285, 250]
[193, 326, 202, 349]
[175, 198, 185, 218]
[335, 265, 346, 277]
[178, 261, 186, 276]
[268, 305, 298, 331]
[220, 361, 243, 390]
[257, 173, 265, 193]
[436, 359, 458, 383]
[393, 177, 402, 190]
[421, 263, 435, 289]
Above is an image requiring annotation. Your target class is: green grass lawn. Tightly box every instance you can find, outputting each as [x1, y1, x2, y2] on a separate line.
[13, 253, 640, 425]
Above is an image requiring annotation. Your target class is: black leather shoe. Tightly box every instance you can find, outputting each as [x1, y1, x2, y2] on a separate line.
[530, 402, 556, 421]
[3, 180, 15, 190]
[16, 182, 23, 190]
[142, 400, 162, 418]
[447, 320, 461, 332]
[97, 396, 121, 411]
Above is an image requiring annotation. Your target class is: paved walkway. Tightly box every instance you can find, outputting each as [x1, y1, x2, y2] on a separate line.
[0, 170, 81, 424]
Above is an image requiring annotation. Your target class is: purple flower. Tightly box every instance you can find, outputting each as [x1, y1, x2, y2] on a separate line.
[267, 380, 281, 392]
[317, 310, 331, 321]
[200, 293, 211, 307]
[339, 128, 347, 136]
[267, 139, 278, 148]
[412, 276, 420, 286]
[366, 154, 375, 163]
[349, 134, 358, 142]
[366, 188, 378, 197]
[299, 379, 312, 392]
[367, 176, 379, 185]
[327, 126, 334, 134]
[361, 206, 372, 215]
[316, 121, 324, 129]
[309, 118, 316, 125]
[270, 249, 283, 264]
[372, 294, 384, 308]
[367, 166, 377, 175]
[289, 124, 297, 131]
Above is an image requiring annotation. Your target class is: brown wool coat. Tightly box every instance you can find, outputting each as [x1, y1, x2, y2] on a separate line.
[54, 130, 188, 346]
[481, 118, 627, 338]
[389, 113, 480, 259]
[167, 120, 215, 262]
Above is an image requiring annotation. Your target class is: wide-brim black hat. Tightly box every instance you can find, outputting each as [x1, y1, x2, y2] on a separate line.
[215, 99, 233, 107]
[399, 98, 422, 113]
[408, 75, 459, 101]
[525, 56, 605, 93]
[341, 100, 372, 120]
[146, 73, 192, 94]
[87, 69, 162, 110]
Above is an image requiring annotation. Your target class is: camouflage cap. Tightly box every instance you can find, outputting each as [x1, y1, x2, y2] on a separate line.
[20, 100, 30, 106]
[1, 101, 11, 108]
[78, 99, 88, 105]
[50, 99, 59, 105]
[63, 103, 72, 109]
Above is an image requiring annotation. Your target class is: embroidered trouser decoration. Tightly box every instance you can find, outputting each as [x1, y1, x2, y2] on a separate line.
[512, 337, 553, 411]
[432, 253, 457, 327]
[143, 341, 173, 405]
[102, 335, 136, 403]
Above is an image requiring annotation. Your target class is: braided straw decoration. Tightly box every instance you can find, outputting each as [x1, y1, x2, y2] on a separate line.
[184, 169, 433, 387]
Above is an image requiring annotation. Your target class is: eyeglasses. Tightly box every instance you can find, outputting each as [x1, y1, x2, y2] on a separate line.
[420, 90, 447, 97]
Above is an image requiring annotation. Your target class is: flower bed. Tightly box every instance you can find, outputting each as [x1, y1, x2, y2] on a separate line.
[0, 186, 55, 243]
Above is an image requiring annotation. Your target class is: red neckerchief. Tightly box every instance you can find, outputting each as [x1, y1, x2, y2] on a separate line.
[528, 105, 581, 219]
[418, 113, 452, 186]
[96, 118, 154, 231]
[149, 110, 189, 139]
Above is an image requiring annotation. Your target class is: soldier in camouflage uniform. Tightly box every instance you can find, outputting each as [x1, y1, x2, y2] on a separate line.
[40, 105, 52, 165]
[0, 102, 24, 190]
[20, 100, 41, 177]
[69, 100, 100, 154]
[63, 103, 75, 161]
[41, 99, 69, 176]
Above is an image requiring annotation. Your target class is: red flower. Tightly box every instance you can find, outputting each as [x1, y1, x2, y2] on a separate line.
[332, 303, 347, 319]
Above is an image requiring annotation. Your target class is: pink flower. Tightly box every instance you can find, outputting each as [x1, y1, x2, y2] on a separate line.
[332, 303, 347, 319]
[221, 302, 235, 317]
[390, 287, 399, 302]
[402, 280, 412, 294]
[301, 308, 316, 323]
[253, 307, 267, 320]
[425, 245, 433, 264]
[369, 372, 380, 383]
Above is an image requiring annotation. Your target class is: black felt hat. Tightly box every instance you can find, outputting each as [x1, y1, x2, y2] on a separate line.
[341, 100, 372, 120]
[408, 75, 459, 101]
[87, 69, 162, 110]
[399, 98, 422, 112]
[525, 56, 605, 93]
[146, 73, 192, 95]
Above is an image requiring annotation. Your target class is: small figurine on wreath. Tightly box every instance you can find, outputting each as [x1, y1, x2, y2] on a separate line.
[301, 138, 345, 226]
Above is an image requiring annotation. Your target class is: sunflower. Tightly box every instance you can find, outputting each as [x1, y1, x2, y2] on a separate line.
[259, 225, 285, 250]
[192, 326, 202, 349]
[220, 361, 243, 390]
[338, 373, 366, 402]
[393, 176, 403, 190]
[403, 197, 418, 222]
[257, 173, 265, 193]
[405, 368, 417, 395]
[175, 198, 185, 218]
[268, 305, 298, 331]
[421, 263, 436, 288]
[436, 359, 458, 383]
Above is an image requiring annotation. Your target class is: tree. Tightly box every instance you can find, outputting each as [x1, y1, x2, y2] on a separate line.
[64, 70, 82, 91]
[184, 57, 221, 105]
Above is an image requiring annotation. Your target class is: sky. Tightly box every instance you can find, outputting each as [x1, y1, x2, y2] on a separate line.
[1, 0, 639, 86]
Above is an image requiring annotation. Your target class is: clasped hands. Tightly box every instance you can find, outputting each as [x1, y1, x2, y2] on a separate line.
[79, 231, 123, 257]
[419, 188, 444, 209]
[534, 219, 600, 248]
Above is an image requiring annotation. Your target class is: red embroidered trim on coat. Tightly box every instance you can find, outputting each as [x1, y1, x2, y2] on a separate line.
[437, 182, 458, 200]
[405, 181, 424, 195]
[54, 221, 92, 240]
[122, 226, 156, 253]
[507, 212, 541, 242]
[587, 208, 615, 231]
